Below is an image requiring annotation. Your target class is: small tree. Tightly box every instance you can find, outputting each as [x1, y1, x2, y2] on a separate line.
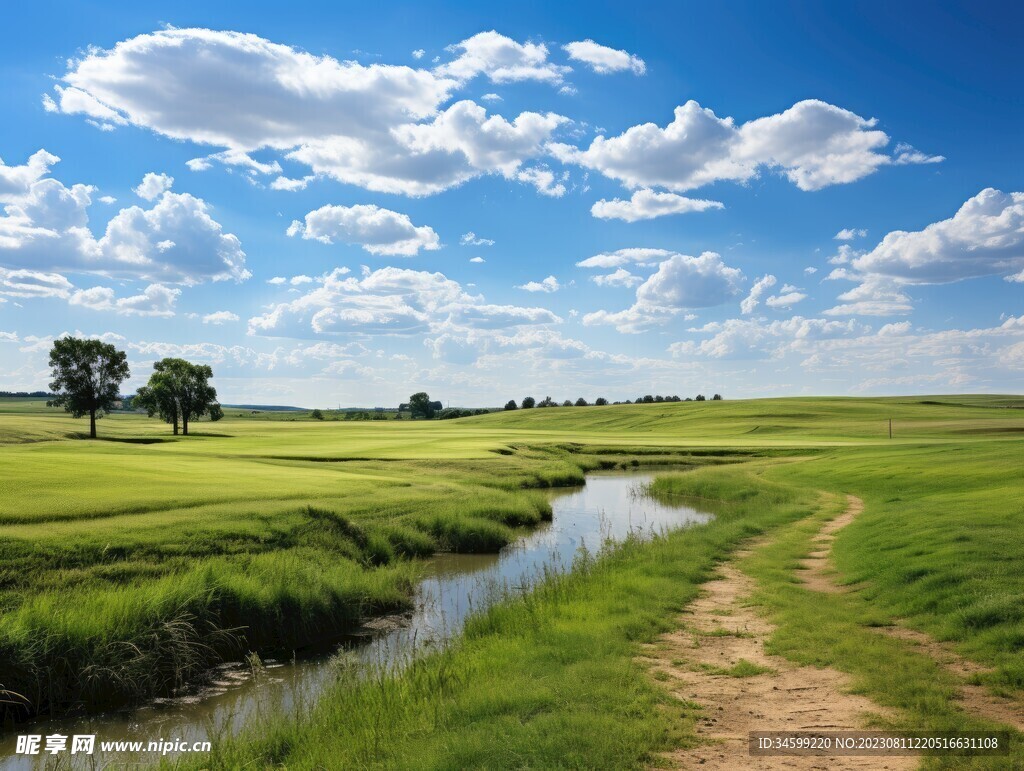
[311, 408, 324, 420]
[595, 397, 608, 406]
[642, 395, 655, 404]
[408, 391, 435, 419]
[538, 396, 556, 408]
[695, 394, 706, 401]
[574, 397, 588, 407]
[521, 396, 535, 409]
[48, 337, 130, 439]
[134, 367, 181, 434]
[504, 400, 518, 410]
[562, 399, 573, 407]
[712, 394, 723, 401]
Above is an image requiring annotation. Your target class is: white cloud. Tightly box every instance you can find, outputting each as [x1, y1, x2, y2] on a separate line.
[69, 283, 180, 316]
[481, 93, 502, 102]
[267, 276, 286, 285]
[591, 268, 642, 288]
[671, 315, 869, 359]
[852, 189, 1024, 284]
[804, 266, 818, 275]
[0, 149, 60, 202]
[765, 290, 808, 309]
[460, 231, 494, 246]
[515, 166, 566, 197]
[563, 40, 645, 75]
[52, 29, 567, 197]
[823, 273, 913, 317]
[436, 31, 569, 84]
[590, 189, 723, 222]
[584, 252, 744, 333]
[517, 275, 560, 293]
[412, 49, 425, 60]
[575, 247, 673, 269]
[133, 172, 173, 201]
[552, 98, 893, 193]
[469, 256, 485, 263]
[893, 142, 944, 165]
[98, 195, 117, 204]
[202, 310, 240, 324]
[0, 268, 74, 299]
[740, 274, 776, 314]
[834, 228, 866, 241]
[288, 204, 440, 256]
[249, 266, 560, 339]
[0, 154, 248, 284]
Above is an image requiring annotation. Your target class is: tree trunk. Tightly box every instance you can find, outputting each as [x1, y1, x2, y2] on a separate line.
[172, 412, 179, 435]
[89, 408, 97, 439]
[182, 413, 188, 436]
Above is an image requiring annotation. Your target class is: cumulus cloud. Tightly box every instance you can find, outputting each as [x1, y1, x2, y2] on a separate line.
[591, 268, 642, 288]
[69, 283, 180, 316]
[852, 189, 1024, 284]
[590, 189, 723, 222]
[563, 39, 645, 75]
[765, 288, 808, 309]
[584, 252, 744, 333]
[288, 203, 440, 256]
[202, 310, 240, 324]
[436, 31, 569, 84]
[50, 29, 568, 197]
[740, 274, 776, 314]
[469, 256, 485, 263]
[517, 275, 560, 293]
[249, 265, 560, 339]
[552, 99, 894, 194]
[671, 315, 869, 359]
[133, 172, 173, 200]
[0, 150, 60, 202]
[0, 151, 248, 284]
[823, 272, 913, 316]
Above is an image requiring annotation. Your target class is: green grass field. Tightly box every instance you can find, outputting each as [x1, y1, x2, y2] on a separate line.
[1, 395, 1022, 767]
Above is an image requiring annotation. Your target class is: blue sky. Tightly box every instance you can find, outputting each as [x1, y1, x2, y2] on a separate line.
[0, 1, 1021, 406]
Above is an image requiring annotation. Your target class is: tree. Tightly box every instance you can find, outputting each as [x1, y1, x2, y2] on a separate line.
[655, 395, 665, 403]
[311, 409, 324, 420]
[521, 396, 535, 409]
[562, 399, 573, 407]
[642, 395, 655, 404]
[712, 394, 723, 401]
[48, 337, 130, 439]
[136, 359, 219, 435]
[134, 367, 181, 434]
[504, 400, 518, 410]
[408, 391, 435, 419]
[595, 397, 608, 406]
[575, 397, 588, 407]
[695, 394, 706, 401]
[537, 396, 556, 407]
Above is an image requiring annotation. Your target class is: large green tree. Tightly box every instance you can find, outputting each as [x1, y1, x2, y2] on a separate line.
[135, 358, 221, 435]
[408, 391, 434, 420]
[47, 337, 130, 439]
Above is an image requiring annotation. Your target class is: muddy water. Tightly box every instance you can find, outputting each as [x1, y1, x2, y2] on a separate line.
[0, 471, 711, 768]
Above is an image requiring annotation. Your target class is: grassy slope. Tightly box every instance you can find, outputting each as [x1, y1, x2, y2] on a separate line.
[1, 395, 1022, 755]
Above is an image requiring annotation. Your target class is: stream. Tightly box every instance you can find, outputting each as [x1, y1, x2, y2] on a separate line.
[0, 470, 712, 768]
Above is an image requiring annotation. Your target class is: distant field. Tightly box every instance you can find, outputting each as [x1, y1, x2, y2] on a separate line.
[0, 394, 1022, 754]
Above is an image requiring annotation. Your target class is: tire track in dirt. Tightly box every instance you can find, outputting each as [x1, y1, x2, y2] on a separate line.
[644, 535, 913, 770]
[801, 494, 1024, 732]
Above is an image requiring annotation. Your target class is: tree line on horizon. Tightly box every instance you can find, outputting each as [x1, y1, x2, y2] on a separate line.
[46, 337, 221, 438]
[505, 393, 722, 410]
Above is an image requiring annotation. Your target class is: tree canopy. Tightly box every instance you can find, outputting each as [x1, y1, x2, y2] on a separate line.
[135, 358, 221, 435]
[47, 337, 130, 438]
[408, 391, 435, 419]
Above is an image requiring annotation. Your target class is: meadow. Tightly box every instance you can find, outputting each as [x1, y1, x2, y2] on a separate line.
[1, 395, 1022, 767]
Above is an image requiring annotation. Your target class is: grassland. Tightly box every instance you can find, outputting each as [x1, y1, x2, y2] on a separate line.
[1, 394, 1022, 767]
